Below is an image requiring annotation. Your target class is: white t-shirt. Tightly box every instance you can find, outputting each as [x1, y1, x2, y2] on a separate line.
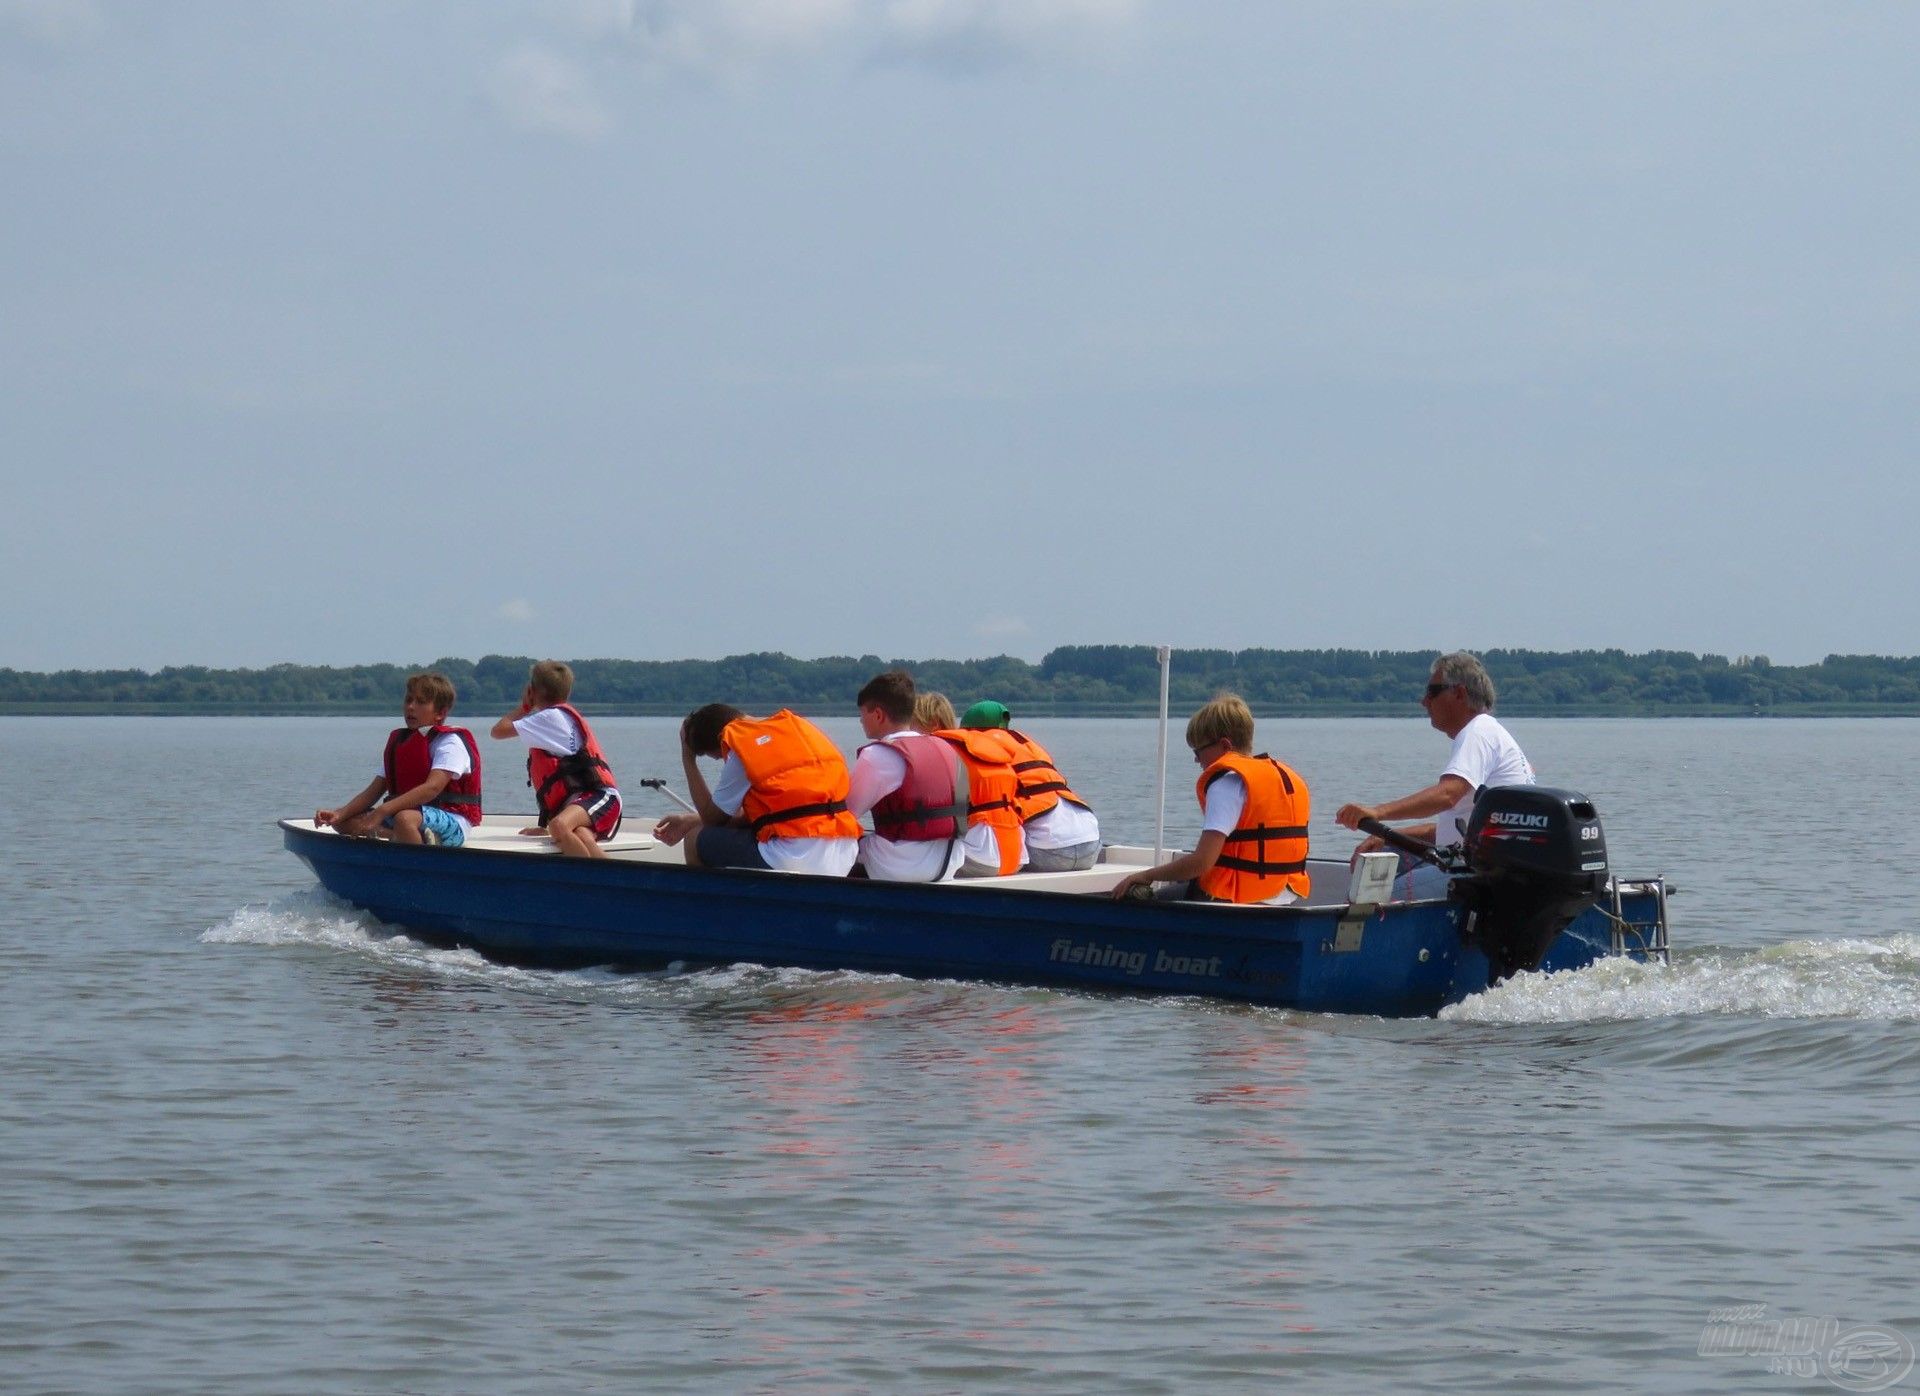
[1437, 712, 1535, 847]
[512, 708, 620, 801]
[1200, 770, 1247, 834]
[514, 707, 580, 756]
[846, 734, 965, 882]
[1024, 795, 1099, 851]
[377, 730, 474, 833]
[960, 819, 1023, 872]
[709, 751, 858, 877]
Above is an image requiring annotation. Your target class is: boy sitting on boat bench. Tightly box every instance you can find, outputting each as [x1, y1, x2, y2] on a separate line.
[653, 704, 864, 876]
[1109, 693, 1310, 904]
[314, 671, 483, 847]
[846, 671, 968, 882]
[958, 699, 1103, 873]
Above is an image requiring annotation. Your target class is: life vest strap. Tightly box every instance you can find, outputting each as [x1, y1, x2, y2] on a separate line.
[534, 754, 614, 811]
[1016, 778, 1071, 797]
[1215, 854, 1307, 875]
[873, 798, 969, 834]
[968, 797, 1014, 815]
[750, 799, 851, 835]
[1223, 824, 1308, 843]
[536, 754, 612, 786]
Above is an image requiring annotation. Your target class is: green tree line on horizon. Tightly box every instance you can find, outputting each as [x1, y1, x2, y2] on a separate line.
[7, 647, 1920, 713]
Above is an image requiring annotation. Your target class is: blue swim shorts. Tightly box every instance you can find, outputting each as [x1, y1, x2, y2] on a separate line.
[380, 806, 468, 847]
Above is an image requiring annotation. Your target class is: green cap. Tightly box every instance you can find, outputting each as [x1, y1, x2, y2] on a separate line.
[961, 700, 1011, 729]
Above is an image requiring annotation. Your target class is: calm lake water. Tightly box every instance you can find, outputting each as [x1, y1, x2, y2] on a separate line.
[5, 715, 1918, 1394]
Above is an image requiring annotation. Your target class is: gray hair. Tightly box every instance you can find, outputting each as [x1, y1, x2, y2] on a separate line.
[1433, 651, 1496, 712]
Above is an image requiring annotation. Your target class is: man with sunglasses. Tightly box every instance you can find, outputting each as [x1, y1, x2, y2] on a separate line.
[1334, 652, 1534, 892]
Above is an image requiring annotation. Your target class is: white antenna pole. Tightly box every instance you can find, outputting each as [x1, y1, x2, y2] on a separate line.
[1153, 645, 1171, 865]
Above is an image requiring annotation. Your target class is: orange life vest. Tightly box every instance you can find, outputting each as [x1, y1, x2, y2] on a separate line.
[1194, 751, 1310, 903]
[384, 724, 483, 826]
[722, 710, 862, 842]
[525, 702, 617, 826]
[1005, 728, 1092, 823]
[935, 727, 1024, 875]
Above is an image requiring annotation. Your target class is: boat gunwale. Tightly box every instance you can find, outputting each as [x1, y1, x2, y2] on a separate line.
[276, 818, 1450, 923]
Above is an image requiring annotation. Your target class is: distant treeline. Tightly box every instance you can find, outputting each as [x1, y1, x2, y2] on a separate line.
[7, 647, 1920, 715]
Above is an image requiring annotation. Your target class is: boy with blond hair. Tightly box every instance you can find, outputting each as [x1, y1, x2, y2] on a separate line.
[316, 671, 483, 846]
[490, 659, 621, 859]
[1110, 692, 1310, 904]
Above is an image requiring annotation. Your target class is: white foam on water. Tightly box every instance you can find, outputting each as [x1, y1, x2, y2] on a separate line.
[1443, 933, 1920, 1024]
[202, 889, 391, 952]
[211, 893, 1920, 1024]
[200, 889, 578, 991]
[199, 891, 914, 1003]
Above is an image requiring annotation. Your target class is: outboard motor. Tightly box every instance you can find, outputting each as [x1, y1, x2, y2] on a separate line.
[1452, 786, 1609, 984]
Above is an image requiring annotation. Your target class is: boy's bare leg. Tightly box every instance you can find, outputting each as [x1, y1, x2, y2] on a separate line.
[547, 803, 606, 859]
[387, 809, 425, 845]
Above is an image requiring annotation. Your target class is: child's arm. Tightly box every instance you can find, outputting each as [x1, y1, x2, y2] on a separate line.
[680, 724, 735, 826]
[656, 726, 742, 844]
[377, 768, 453, 819]
[490, 686, 537, 740]
[329, 771, 453, 837]
[1109, 830, 1227, 899]
[316, 775, 387, 829]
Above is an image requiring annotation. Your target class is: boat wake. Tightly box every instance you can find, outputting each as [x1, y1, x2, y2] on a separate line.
[1444, 933, 1920, 1024]
[199, 889, 914, 1004]
[208, 894, 1920, 1025]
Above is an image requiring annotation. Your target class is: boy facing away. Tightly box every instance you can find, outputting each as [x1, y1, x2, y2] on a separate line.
[315, 671, 483, 846]
[490, 660, 621, 859]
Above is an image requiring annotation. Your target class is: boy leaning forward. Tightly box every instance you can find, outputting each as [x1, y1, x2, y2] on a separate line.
[491, 660, 622, 859]
[653, 703, 863, 876]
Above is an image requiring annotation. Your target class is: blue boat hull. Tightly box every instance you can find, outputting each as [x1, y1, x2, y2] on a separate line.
[281, 823, 1661, 1017]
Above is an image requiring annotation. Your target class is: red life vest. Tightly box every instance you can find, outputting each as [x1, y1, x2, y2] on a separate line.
[723, 711, 863, 842]
[865, 732, 969, 842]
[1194, 751, 1310, 903]
[1005, 727, 1092, 824]
[525, 703, 617, 826]
[935, 727, 1024, 875]
[384, 724, 484, 826]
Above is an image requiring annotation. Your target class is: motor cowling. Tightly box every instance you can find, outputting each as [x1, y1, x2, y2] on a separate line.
[1452, 786, 1609, 983]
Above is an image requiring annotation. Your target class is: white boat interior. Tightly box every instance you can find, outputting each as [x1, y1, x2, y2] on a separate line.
[285, 818, 1371, 908]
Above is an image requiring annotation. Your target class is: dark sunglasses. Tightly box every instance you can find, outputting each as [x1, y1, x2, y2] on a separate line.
[1424, 682, 1455, 699]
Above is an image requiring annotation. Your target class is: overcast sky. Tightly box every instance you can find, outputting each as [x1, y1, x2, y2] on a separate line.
[4, 0, 1917, 670]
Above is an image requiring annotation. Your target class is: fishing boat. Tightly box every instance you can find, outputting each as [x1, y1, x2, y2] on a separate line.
[279, 782, 1669, 1017]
